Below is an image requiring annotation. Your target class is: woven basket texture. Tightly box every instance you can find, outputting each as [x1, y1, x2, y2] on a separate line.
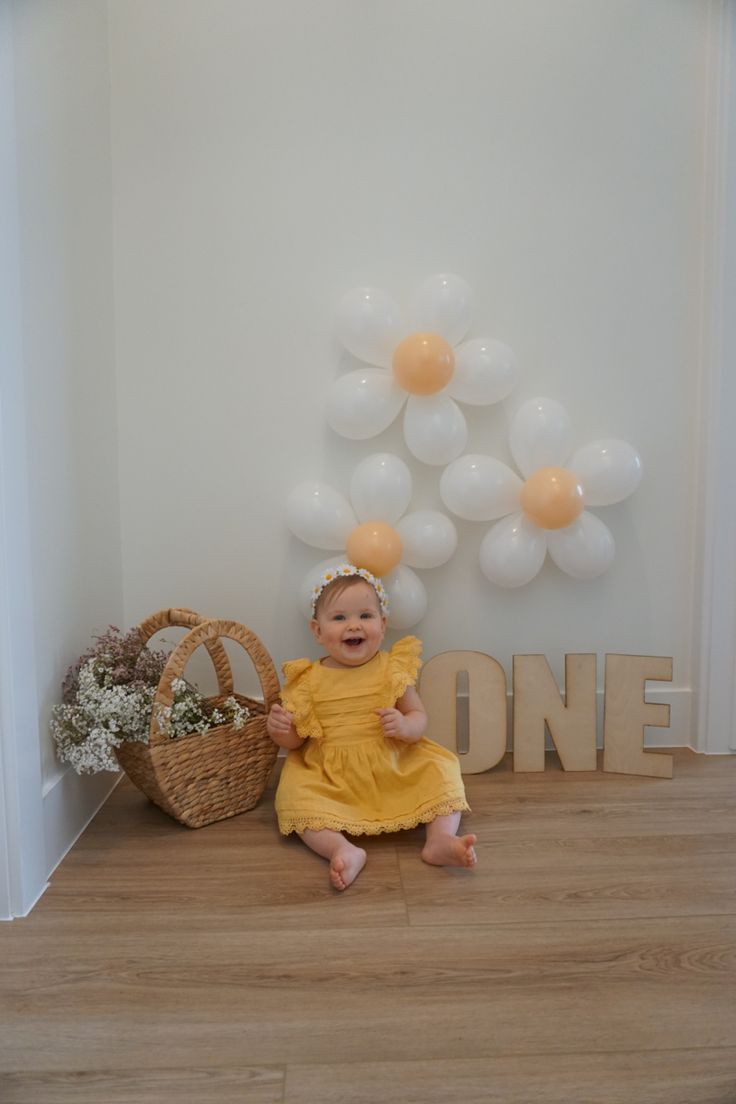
[115, 608, 280, 828]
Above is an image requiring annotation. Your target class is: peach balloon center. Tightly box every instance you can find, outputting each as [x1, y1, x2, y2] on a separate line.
[346, 521, 403, 577]
[392, 332, 455, 395]
[520, 467, 585, 530]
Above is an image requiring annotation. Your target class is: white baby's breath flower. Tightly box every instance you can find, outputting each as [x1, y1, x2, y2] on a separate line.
[51, 634, 253, 775]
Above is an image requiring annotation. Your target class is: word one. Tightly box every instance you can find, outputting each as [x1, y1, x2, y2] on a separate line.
[419, 652, 673, 779]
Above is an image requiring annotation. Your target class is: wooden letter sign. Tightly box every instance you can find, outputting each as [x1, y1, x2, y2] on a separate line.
[512, 654, 598, 772]
[603, 654, 673, 778]
[420, 649, 674, 779]
[419, 651, 507, 773]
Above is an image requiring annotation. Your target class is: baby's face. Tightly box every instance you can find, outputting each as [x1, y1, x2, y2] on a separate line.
[311, 580, 387, 668]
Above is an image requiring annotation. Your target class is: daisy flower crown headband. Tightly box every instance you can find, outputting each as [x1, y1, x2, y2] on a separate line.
[310, 564, 390, 617]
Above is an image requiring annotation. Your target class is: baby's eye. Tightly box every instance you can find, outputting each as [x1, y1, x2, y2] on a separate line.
[333, 614, 346, 621]
[360, 612, 375, 619]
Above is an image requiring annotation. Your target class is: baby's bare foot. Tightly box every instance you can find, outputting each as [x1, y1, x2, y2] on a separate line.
[330, 844, 367, 891]
[422, 833, 477, 869]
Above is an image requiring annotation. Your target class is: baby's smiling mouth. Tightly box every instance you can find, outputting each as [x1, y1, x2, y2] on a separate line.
[344, 637, 364, 647]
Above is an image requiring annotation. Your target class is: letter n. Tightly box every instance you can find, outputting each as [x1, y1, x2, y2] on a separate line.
[513, 654, 597, 772]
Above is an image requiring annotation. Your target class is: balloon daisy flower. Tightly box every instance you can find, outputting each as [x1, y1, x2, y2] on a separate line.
[286, 453, 458, 627]
[326, 273, 517, 465]
[440, 398, 642, 587]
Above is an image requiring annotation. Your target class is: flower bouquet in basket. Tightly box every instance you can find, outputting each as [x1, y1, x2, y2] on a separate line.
[51, 626, 249, 774]
[51, 609, 281, 828]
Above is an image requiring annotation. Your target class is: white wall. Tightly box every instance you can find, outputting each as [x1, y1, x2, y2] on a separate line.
[109, 0, 708, 736]
[2, 0, 732, 917]
[0, 0, 47, 921]
[9, 0, 123, 897]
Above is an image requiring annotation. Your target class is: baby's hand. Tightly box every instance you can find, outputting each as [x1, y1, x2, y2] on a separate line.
[375, 707, 411, 741]
[267, 703, 296, 739]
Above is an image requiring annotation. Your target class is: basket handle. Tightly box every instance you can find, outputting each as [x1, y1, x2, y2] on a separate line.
[148, 618, 281, 747]
[137, 607, 234, 698]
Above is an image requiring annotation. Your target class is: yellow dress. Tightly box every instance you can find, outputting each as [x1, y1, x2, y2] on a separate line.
[275, 636, 469, 836]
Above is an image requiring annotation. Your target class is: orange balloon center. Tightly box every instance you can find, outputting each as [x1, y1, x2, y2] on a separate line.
[392, 332, 455, 395]
[346, 521, 403, 577]
[520, 467, 585, 530]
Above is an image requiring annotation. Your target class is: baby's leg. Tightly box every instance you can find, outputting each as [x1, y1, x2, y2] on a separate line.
[421, 812, 477, 868]
[299, 827, 367, 891]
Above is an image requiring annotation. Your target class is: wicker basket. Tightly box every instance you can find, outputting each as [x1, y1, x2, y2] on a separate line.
[115, 608, 280, 828]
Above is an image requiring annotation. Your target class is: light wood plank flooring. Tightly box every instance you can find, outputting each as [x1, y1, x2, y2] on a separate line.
[2, 750, 735, 1103]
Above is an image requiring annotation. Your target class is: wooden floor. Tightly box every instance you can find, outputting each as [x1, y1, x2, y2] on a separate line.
[2, 750, 736, 1103]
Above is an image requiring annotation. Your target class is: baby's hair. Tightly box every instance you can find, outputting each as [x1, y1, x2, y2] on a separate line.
[313, 574, 382, 619]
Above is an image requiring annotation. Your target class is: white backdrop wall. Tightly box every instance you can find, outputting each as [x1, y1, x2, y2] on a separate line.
[110, 0, 707, 728]
[9, 0, 123, 892]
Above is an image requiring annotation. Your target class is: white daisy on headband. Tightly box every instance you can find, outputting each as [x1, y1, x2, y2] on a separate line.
[286, 452, 458, 629]
[309, 564, 389, 616]
[326, 273, 517, 465]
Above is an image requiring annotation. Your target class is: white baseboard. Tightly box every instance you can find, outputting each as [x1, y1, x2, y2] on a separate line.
[2, 875, 48, 921]
[42, 767, 121, 883]
[1, 767, 121, 921]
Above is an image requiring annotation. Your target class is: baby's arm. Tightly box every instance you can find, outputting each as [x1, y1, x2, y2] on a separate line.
[375, 686, 427, 744]
[266, 703, 305, 749]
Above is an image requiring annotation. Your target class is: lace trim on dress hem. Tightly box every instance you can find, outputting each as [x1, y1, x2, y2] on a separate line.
[278, 797, 471, 837]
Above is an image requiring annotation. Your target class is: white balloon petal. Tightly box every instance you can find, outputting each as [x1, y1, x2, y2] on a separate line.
[299, 557, 347, 619]
[448, 339, 517, 406]
[479, 514, 548, 588]
[285, 482, 357, 549]
[335, 286, 404, 367]
[568, 439, 642, 506]
[547, 512, 615, 579]
[403, 394, 468, 466]
[440, 454, 523, 521]
[350, 453, 413, 524]
[325, 368, 406, 440]
[396, 510, 458, 569]
[509, 397, 573, 478]
[407, 273, 474, 346]
[383, 564, 428, 629]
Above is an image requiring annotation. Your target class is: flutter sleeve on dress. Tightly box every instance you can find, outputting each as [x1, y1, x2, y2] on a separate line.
[280, 658, 323, 741]
[387, 635, 423, 703]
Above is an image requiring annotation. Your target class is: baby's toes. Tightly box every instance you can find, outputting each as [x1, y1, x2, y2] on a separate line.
[462, 835, 477, 866]
[330, 858, 347, 891]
